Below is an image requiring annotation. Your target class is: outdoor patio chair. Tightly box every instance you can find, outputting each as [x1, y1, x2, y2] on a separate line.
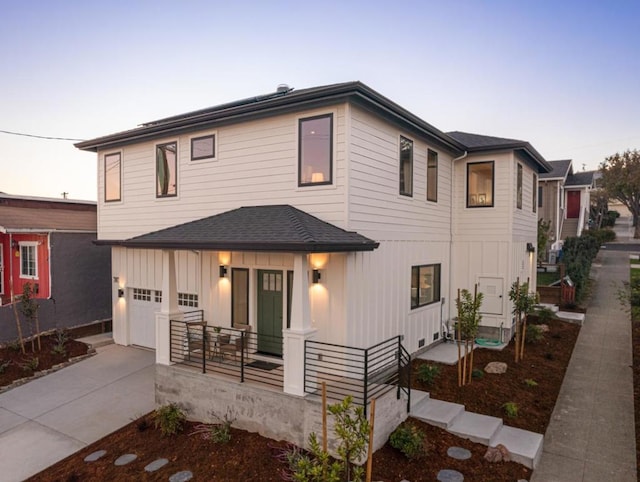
[219, 324, 251, 361]
[185, 321, 208, 361]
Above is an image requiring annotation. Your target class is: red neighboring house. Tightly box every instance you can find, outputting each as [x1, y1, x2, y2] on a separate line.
[0, 193, 112, 341]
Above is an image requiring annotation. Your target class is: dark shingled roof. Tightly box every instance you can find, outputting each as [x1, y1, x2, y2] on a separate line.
[447, 131, 551, 173]
[566, 170, 595, 187]
[539, 159, 572, 180]
[104, 205, 379, 253]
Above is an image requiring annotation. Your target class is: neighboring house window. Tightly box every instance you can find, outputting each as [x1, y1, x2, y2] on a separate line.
[299, 114, 332, 186]
[104, 152, 121, 202]
[427, 149, 438, 202]
[533, 175, 538, 212]
[191, 135, 215, 161]
[133, 288, 151, 301]
[467, 161, 494, 207]
[517, 164, 523, 210]
[411, 264, 441, 309]
[156, 142, 177, 197]
[20, 243, 37, 278]
[538, 186, 543, 208]
[399, 136, 413, 197]
[178, 292, 198, 307]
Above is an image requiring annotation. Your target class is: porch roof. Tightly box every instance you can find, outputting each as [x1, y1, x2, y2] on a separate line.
[100, 205, 379, 253]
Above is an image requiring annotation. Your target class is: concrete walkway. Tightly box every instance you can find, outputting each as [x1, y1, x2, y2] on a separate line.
[0, 344, 155, 482]
[532, 239, 637, 479]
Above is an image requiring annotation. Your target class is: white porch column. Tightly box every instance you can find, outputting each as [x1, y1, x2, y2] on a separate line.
[156, 249, 182, 365]
[283, 253, 317, 396]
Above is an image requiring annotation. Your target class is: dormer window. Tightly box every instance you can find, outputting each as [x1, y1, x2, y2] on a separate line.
[299, 114, 333, 186]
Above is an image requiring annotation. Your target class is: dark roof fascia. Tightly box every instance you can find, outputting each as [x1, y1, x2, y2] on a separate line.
[76, 82, 465, 155]
[93, 238, 379, 253]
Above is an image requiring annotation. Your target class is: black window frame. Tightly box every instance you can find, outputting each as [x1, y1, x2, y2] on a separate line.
[411, 263, 441, 309]
[190, 134, 216, 161]
[399, 136, 413, 197]
[466, 161, 495, 208]
[298, 113, 333, 187]
[104, 152, 121, 203]
[533, 174, 538, 212]
[427, 149, 438, 202]
[537, 185, 543, 208]
[516, 163, 523, 210]
[156, 141, 178, 198]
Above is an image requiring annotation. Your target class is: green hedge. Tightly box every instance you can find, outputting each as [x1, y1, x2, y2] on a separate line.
[562, 233, 602, 301]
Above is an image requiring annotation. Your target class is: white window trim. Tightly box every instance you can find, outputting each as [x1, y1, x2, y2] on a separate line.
[19, 242, 38, 279]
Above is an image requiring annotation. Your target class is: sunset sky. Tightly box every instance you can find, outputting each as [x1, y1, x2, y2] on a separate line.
[2, 0, 639, 200]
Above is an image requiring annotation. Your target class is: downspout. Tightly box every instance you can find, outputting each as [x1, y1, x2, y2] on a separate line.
[448, 150, 468, 337]
[8, 233, 14, 302]
[47, 234, 52, 299]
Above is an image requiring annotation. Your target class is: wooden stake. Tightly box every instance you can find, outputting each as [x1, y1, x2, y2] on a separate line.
[366, 398, 376, 482]
[322, 381, 327, 453]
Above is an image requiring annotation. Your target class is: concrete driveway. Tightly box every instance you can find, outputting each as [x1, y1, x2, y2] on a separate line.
[0, 344, 155, 482]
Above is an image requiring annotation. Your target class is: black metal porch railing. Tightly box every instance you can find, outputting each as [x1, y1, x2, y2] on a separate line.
[304, 336, 411, 416]
[169, 313, 284, 389]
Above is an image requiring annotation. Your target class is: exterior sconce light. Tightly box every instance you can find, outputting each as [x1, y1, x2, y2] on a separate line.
[219, 265, 228, 278]
[312, 269, 321, 284]
[118, 288, 125, 298]
[526, 242, 535, 253]
[11, 239, 18, 250]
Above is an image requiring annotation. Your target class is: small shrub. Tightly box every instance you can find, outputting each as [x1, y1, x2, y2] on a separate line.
[416, 363, 441, 385]
[210, 411, 235, 444]
[471, 368, 484, 379]
[153, 403, 186, 436]
[524, 378, 538, 388]
[533, 307, 555, 324]
[389, 423, 425, 459]
[0, 359, 10, 374]
[51, 329, 70, 356]
[502, 402, 519, 418]
[525, 324, 543, 344]
[20, 357, 39, 372]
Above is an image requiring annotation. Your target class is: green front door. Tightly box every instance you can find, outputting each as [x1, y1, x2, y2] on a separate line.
[257, 270, 283, 356]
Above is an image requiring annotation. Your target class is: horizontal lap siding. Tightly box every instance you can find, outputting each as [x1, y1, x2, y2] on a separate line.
[97, 106, 348, 239]
[513, 157, 539, 240]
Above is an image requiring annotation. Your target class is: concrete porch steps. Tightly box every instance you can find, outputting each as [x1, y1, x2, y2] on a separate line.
[76, 332, 114, 350]
[410, 390, 543, 469]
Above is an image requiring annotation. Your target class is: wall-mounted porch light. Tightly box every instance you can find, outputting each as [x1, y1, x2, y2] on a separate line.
[526, 242, 535, 253]
[118, 288, 125, 298]
[219, 265, 228, 278]
[312, 269, 322, 284]
[11, 239, 18, 250]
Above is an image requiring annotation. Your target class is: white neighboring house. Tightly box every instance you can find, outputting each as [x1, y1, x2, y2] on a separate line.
[76, 82, 550, 450]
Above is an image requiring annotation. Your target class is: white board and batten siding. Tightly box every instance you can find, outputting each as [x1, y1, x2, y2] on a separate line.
[96, 106, 349, 241]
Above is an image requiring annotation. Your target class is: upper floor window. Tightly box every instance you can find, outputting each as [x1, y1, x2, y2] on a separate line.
[516, 163, 523, 210]
[467, 161, 494, 207]
[399, 136, 413, 197]
[427, 149, 438, 202]
[538, 186, 543, 208]
[191, 135, 215, 161]
[299, 114, 332, 186]
[411, 264, 441, 309]
[104, 152, 121, 202]
[533, 174, 538, 212]
[156, 142, 177, 198]
[20, 243, 37, 279]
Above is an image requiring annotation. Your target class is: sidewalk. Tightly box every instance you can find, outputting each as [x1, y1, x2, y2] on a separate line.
[0, 344, 155, 482]
[531, 245, 637, 480]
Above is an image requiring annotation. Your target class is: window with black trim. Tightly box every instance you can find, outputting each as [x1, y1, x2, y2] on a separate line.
[156, 141, 177, 197]
[517, 163, 523, 210]
[538, 186, 543, 208]
[427, 149, 438, 202]
[467, 161, 494, 207]
[299, 114, 332, 186]
[399, 136, 413, 196]
[533, 175, 538, 212]
[411, 264, 441, 309]
[104, 152, 121, 202]
[191, 135, 215, 161]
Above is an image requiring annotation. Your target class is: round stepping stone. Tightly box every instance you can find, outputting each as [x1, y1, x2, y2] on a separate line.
[114, 453, 137, 466]
[84, 450, 106, 462]
[145, 458, 169, 472]
[169, 471, 194, 482]
[447, 446, 472, 460]
[437, 469, 464, 482]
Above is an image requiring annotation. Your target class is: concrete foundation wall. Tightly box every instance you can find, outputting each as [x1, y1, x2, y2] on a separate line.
[155, 364, 407, 456]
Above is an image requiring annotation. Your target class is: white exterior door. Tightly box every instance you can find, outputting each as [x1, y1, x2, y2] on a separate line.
[128, 289, 159, 349]
[477, 277, 504, 315]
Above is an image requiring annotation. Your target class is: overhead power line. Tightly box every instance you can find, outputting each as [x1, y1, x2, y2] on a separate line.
[0, 129, 85, 142]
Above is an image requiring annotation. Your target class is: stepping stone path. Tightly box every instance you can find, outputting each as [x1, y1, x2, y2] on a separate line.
[83, 450, 106, 462]
[145, 458, 169, 472]
[114, 453, 137, 466]
[169, 470, 194, 482]
[437, 469, 464, 482]
[447, 446, 472, 460]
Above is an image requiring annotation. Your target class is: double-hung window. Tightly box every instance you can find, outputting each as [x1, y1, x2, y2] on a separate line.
[104, 152, 121, 202]
[467, 161, 494, 207]
[299, 114, 332, 186]
[20, 243, 37, 279]
[399, 136, 413, 196]
[411, 264, 441, 309]
[156, 142, 177, 197]
[427, 149, 438, 202]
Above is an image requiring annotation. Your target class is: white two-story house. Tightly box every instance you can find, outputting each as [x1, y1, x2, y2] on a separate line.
[76, 82, 550, 451]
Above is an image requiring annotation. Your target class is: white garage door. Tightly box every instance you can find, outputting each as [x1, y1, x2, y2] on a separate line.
[129, 288, 159, 349]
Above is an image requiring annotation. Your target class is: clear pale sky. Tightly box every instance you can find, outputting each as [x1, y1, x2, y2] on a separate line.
[2, 0, 639, 201]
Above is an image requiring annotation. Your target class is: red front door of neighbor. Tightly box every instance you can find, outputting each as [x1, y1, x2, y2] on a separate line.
[567, 191, 580, 218]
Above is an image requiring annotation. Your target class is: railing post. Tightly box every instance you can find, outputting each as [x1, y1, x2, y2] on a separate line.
[201, 323, 206, 374]
[169, 321, 173, 363]
[303, 340, 307, 395]
[363, 347, 369, 418]
[240, 330, 245, 383]
[397, 337, 402, 400]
